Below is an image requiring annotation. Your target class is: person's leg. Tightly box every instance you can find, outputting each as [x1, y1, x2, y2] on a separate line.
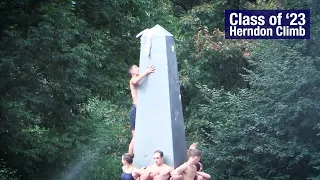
[128, 130, 135, 155]
[128, 105, 136, 155]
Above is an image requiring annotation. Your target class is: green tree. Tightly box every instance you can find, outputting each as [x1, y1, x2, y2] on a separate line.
[0, 0, 182, 178]
[189, 40, 320, 179]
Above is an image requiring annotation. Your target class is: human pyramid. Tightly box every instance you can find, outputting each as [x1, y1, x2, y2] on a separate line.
[121, 143, 210, 180]
[120, 65, 211, 180]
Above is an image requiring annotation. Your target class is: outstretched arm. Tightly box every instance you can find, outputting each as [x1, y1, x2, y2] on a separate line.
[197, 171, 211, 179]
[132, 168, 151, 180]
[130, 65, 155, 85]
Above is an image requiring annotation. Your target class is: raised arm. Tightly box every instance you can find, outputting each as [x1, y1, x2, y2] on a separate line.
[187, 142, 197, 157]
[197, 171, 211, 179]
[130, 65, 155, 85]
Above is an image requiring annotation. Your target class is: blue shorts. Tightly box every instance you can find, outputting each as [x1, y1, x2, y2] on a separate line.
[130, 105, 136, 130]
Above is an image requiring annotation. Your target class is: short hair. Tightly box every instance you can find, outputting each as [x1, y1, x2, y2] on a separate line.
[128, 64, 136, 76]
[189, 149, 201, 157]
[122, 153, 134, 164]
[153, 150, 164, 157]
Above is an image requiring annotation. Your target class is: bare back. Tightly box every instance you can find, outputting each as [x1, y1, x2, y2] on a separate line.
[130, 77, 138, 105]
[180, 163, 197, 180]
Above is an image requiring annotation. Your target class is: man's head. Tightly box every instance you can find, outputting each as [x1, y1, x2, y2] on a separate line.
[188, 149, 201, 164]
[122, 153, 133, 165]
[128, 64, 139, 76]
[153, 150, 164, 166]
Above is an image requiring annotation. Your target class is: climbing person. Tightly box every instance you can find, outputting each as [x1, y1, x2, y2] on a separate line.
[143, 150, 175, 180]
[121, 153, 153, 180]
[128, 64, 156, 155]
[170, 149, 202, 180]
[195, 162, 211, 180]
[187, 143, 211, 180]
[121, 153, 136, 180]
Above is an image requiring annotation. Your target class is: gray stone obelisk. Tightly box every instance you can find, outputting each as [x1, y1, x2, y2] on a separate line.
[133, 24, 187, 168]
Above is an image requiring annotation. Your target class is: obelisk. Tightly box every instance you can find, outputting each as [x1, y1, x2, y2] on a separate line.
[133, 24, 187, 168]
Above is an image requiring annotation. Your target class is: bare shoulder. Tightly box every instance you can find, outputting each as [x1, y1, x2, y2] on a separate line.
[178, 162, 187, 167]
[129, 77, 135, 84]
[191, 164, 197, 171]
[165, 164, 174, 171]
[173, 163, 187, 173]
[168, 166, 174, 172]
[146, 164, 156, 170]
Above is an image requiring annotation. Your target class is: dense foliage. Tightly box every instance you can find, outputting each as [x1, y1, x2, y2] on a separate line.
[1, 0, 319, 179]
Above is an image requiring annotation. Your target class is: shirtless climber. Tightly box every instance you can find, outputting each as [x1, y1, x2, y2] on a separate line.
[143, 150, 174, 180]
[170, 149, 202, 180]
[128, 64, 156, 155]
[187, 143, 211, 179]
[130, 150, 174, 180]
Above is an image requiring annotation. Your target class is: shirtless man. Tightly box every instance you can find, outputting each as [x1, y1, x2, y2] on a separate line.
[128, 64, 155, 155]
[187, 143, 211, 179]
[170, 149, 201, 180]
[142, 150, 174, 180]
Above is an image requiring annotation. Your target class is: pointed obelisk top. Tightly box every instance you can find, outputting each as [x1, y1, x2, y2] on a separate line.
[136, 24, 173, 38]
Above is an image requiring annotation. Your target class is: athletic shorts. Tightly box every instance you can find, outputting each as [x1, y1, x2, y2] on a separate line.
[129, 105, 136, 130]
